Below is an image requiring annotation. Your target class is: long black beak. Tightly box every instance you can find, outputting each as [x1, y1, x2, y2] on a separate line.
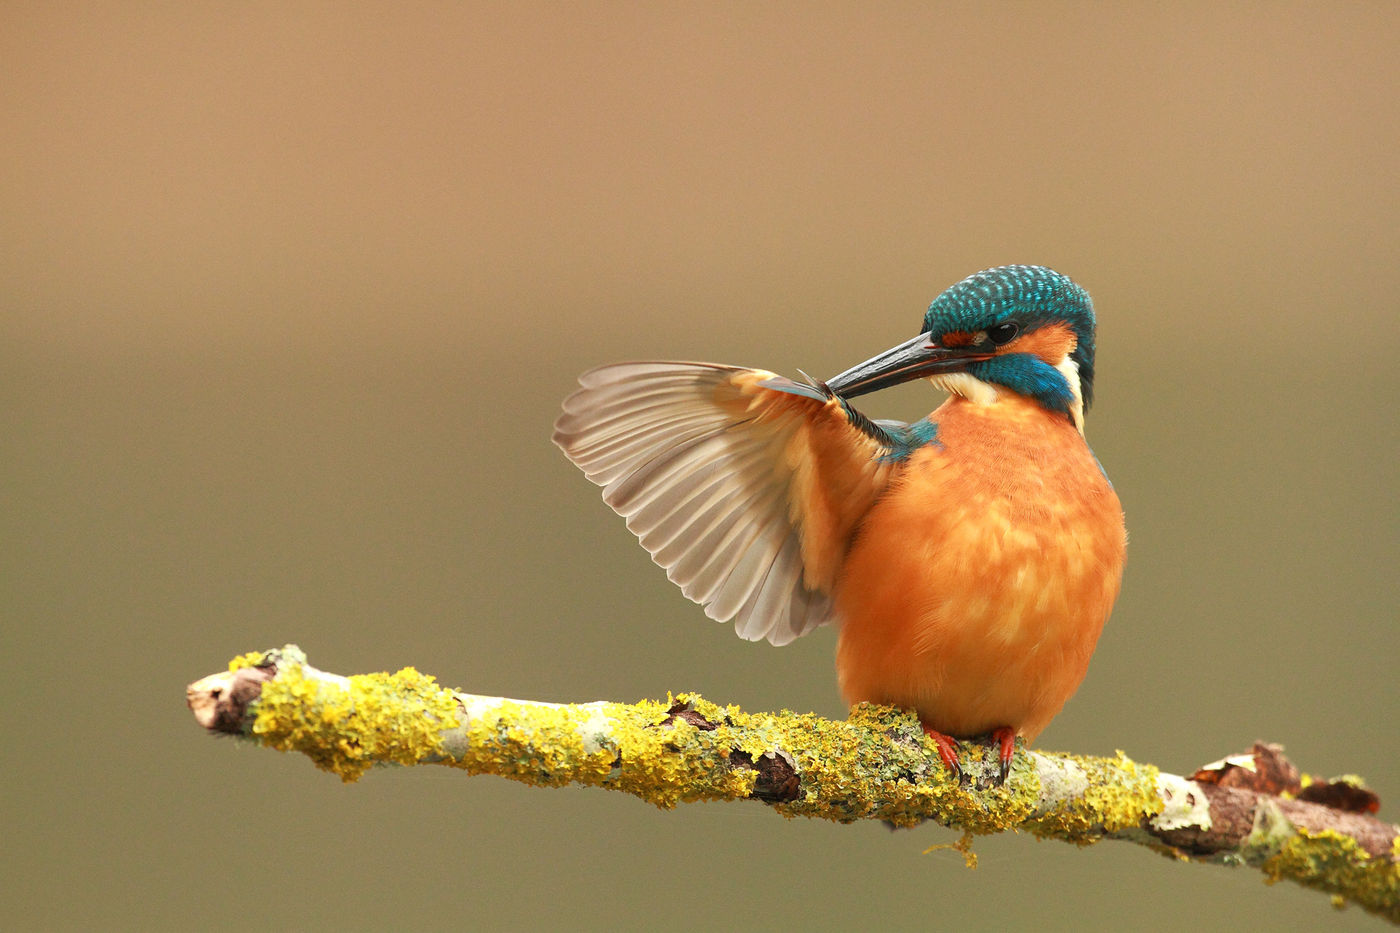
[825, 332, 993, 399]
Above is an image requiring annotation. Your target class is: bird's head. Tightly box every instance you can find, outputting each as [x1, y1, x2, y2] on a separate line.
[825, 265, 1097, 431]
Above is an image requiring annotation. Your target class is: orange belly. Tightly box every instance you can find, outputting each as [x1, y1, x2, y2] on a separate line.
[834, 395, 1125, 741]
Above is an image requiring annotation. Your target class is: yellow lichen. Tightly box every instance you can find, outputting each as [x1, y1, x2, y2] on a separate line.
[437, 693, 758, 808]
[1263, 828, 1400, 923]
[1027, 750, 1162, 844]
[227, 650, 269, 672]
[251, 662, 460, 782]
[924, 830, 979, 869]
[671, 700, 1041, 835]
[239, 659, 1156, 843]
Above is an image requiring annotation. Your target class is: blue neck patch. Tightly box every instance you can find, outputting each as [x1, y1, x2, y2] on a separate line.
[968, 355, 1077, 419]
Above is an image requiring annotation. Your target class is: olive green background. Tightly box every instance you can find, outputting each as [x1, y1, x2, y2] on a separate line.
[5, 4, 1397, 931]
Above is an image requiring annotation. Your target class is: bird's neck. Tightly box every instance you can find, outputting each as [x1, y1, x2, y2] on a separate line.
[929, 356, 1085, 435]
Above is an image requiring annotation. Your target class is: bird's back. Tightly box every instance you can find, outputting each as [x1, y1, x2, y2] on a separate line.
[835, 392, 1126, 741]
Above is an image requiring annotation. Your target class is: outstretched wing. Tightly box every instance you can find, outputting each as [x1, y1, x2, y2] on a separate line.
[553, 361, 901, 646]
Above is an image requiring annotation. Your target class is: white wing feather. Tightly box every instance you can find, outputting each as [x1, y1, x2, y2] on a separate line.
[554, 362, 887, 646]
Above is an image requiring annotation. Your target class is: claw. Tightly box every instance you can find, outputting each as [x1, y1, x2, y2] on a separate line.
[991, 726, 1017, 786]
[923, 723, 1018, 787]
[921, 723, 964, 784]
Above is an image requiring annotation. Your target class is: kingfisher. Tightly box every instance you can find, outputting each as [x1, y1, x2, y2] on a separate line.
[553, 265, 1126, 783]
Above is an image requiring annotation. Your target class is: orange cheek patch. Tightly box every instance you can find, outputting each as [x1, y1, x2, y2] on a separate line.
[940, 331, 977, 347]
[996, 322, 1077, 362]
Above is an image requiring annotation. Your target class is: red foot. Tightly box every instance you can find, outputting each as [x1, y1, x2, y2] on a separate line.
[921, 723, 963, 782]
[922, 723, 1019, 786]
[992, 726, 1018, 786]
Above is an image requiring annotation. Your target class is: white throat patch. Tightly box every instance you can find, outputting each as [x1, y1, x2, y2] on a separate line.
[929, 356, 1086, 436]
[1056, 355, 1086, 434]
[928, 372, 1000, 406]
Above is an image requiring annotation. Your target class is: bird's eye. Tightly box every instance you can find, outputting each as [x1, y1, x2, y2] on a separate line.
[987, 322, 1020, 346]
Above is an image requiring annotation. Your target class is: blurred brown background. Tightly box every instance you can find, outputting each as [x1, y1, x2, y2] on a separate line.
[5, 3, 1397, 930]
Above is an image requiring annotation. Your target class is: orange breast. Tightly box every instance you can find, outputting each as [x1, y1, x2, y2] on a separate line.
[834, 394, 1126, 741]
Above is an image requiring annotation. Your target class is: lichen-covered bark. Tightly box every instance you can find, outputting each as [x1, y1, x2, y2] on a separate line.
[187, 646, 1400, 923]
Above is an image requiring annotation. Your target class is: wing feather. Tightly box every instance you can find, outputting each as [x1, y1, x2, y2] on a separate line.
[625, 445, 769, 541]
[604, 431, 742, 514]
[667, 487, 781, 604]
[554, 361, 897, 645]
[702, 501, 790, 622]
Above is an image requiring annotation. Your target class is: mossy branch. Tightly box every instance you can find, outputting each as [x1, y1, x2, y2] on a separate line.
[187, 646, 1399, 923]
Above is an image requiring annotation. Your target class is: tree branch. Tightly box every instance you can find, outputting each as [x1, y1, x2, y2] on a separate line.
[186, 646, 1399, 923]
